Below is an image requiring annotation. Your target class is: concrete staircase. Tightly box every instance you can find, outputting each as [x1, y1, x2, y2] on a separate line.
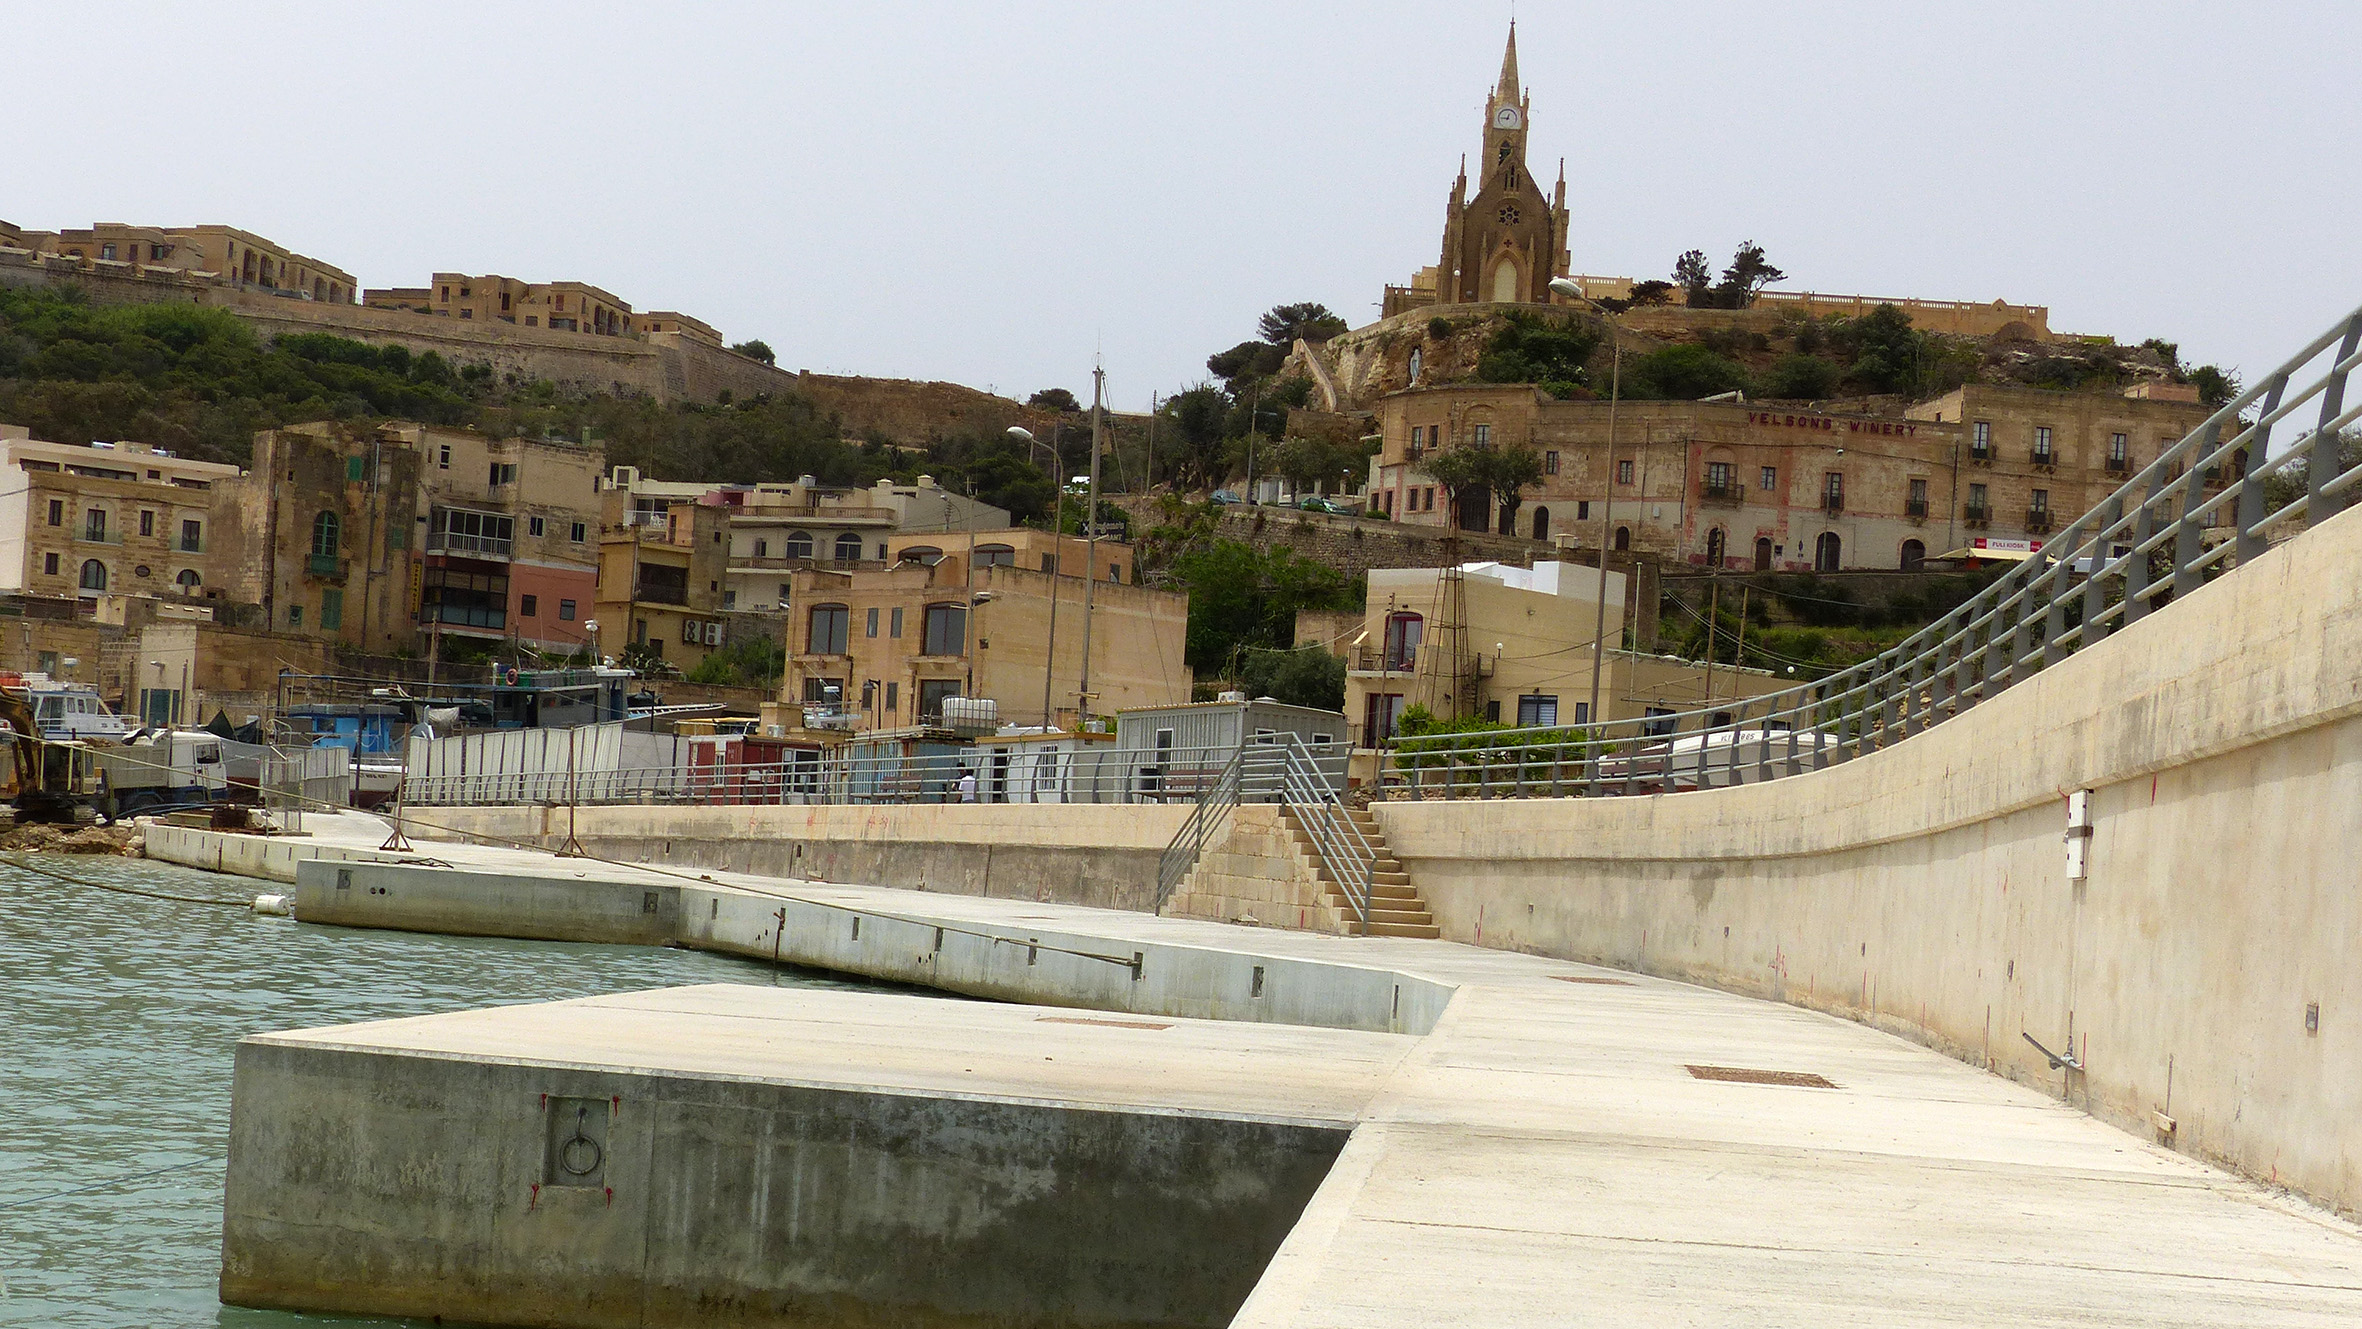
[1286, 805, 1440, 939]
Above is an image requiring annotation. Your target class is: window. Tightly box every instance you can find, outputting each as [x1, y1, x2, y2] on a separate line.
[520, 593, 538, 617]
[1908, 477, 1929, 516]
[918, 679, 961, 720]
[437, 444, 451, 469]
[1577, 500, 1590, 521]
[804, 677, 844, 704]
[1383, 611, 1423, 671]
[866, 607, 880, 638]
[559, 599, 576, 621]
[785, 532, 814, 559]
[287, 603, 303, 627]
[79, 559, 106, 591]
[2030, 488, 2050, 514]
[1705, 461, 1734, 495]
[43, 552, 58, 576]
[2108, 432, 2129, 470]
[37, 651, 56, 673]
[1544, 450, 1560, 475]
[1968, 482, 1989, 510]
[489, 462, 517, 487]
[140, 510, 155, 537]
[1364, 694, 1406, 744]
[84, 509, 107, 541]
[311, 510, 340, 557]
[1760, 466, 1777, 491]
[46, 499, 61, 527]
[1823, 472, 1844, 511]
[1517, 694, 1559, 727]
[100, 242, 116, 261]
[570, 521, 586, 543]
[889, 607, 904, 638]
[320, 588, 343, 631]
[722, 589, 736, 609]
[2033, 426, 2054, 464]
[180, 519, 202, 552]
[529, 515, 546, 537]
[1643, 706, 1678, 737]
[808, 604, 850, 655]
[885, 681, 898, 713]
[835, 532, 864, 562]
[754, 538, 769, 558]
[345, 455, 366, 483]
[921, 603, 968, 656]
[168, 567, 195, 591]
[1473, 423, 1491, 447]
[974, 543, 1016, 567]
[1617, 459, 1634, 485]
[778, 582, 792, 604]
[1972, 420, 1992, 456]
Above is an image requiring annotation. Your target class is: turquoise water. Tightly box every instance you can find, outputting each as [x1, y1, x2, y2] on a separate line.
[0, 853, 832, 1327]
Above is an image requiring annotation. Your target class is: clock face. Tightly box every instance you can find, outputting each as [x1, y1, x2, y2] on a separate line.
[1493, 106, 1521, 130]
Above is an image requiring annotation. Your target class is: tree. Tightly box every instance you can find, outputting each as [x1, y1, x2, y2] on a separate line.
[1159, 384, 1232, 489]
[1758, 353, 1840, 400]
[1271, 434, 1368, 495]
[1831, 303, 1925, 395]
[1474, 312, 1602, 397]
[1626, 344, 1749, 400]
[1424, 440, 1543, 532]
[2189, 364, 2240, 408]
[1673, 250, 1715, 306]
[1026, 387, 1080, 412]
[1257, 302, 1348, 346]
[1240, 646, 1347, 711]
[1481, 443, 1545, 532]
[1715, 241, 1785, 308]
[729, 339, 775, 365]
[1626, 279, 1674, 306]
[1169, 539, 1354, 675]
[1207, 339, 1287, 388]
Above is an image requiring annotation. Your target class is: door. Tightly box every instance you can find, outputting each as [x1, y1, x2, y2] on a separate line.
[1815, 531, 1842, 572]
[1754, 536, 1773, 571]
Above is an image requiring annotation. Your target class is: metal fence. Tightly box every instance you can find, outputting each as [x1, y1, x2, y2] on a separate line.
[1380, 300, 2362, 800]
[1153, 736, 1375, 925]
[400, 741, 1350, 808]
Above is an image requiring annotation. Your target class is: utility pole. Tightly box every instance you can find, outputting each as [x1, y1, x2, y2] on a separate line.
[1702, 573, 1720, 707]
[1077, 366, 1105, 726]
[1587, 334, 1622, 729]
[1041, 474, 1063, 730]
[1146, 391, 1159, 494]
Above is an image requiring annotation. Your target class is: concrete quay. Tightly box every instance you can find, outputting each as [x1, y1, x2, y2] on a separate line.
[218, 852, 2362, 1328]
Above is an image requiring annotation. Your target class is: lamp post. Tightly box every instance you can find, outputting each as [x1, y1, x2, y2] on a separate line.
[1008, 426, 1064, 730]
[1549, 276, 1622, 733]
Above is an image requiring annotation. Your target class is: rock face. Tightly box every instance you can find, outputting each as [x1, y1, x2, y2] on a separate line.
[0, 821, 139, 855]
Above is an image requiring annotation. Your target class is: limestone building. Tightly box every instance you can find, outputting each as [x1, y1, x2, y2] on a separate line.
[1382, 25, 1572, 318]
[1370, 382, 2218, 572]
[594, 497, 733, 674]
[779, 530, 1178, 734]
[213, 423, 426, 652]
[20, 223, 355, 302]
[0, 425, 239, 604]
[409, 425, 603, 653]
[365, 275, 635, 336]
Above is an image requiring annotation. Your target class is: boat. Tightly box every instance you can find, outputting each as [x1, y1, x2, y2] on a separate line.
[5, 673, 135, 743]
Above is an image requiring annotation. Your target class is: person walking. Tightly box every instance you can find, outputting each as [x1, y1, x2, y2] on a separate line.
[956, 768, 978, 803]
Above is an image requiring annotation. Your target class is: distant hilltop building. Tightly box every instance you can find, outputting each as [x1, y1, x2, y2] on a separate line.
[362, 275, 723, 346]
[1375, 25, 2048, 343]
[11, 221, 356, 304]
[1383, 24, 1572, 317]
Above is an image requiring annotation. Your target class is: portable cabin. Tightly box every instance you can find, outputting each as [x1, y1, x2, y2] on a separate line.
[1112, 698, 1351, 798]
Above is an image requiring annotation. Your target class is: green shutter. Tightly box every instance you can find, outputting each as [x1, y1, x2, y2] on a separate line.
[346, 456, 366, 483]
[320, 588, 343, 630]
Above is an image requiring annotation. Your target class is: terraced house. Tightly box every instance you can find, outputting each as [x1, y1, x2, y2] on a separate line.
[0, 425, 237, 605]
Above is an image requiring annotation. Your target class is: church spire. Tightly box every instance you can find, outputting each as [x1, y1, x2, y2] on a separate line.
[1495, 21, 1520, 104]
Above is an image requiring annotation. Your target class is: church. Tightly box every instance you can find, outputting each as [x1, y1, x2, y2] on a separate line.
[1381, 24, 1573, 318]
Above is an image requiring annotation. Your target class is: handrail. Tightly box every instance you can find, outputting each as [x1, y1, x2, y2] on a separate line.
[1377, 301, 2362, 800]
[1264, 736, 1374, 925]
[1154, 747, 1245, 912]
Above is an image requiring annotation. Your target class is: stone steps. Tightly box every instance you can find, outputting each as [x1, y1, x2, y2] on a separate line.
[1284, 805, 1442, 940]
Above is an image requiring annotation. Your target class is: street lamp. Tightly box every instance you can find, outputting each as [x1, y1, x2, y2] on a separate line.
[1548, 275, 1623, 733]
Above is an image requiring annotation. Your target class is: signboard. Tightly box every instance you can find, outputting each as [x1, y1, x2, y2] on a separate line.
[1971, 537, 2043, 553]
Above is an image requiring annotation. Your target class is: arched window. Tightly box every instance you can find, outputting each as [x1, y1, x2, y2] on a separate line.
[1614, 526, 1631, 551]
[1530, 506, 1549, 541]
[1815, 531, 1842, 572]
[921, 602, 968, 656]
[807, 603, 850, 655]
[175, 568, 202, 591]
[78, 559, 107, 592]
[1900, 539, 1926, 572]
[1754, 537, 1773, 571]
[834, 532, 864, 563]
[1705, 528, 1727, 567]
[1383, 612, 1423, 671]
[1490, 261, 1520, 303]
[899, 546, 943, 567]
[311, 510, 340, 557]
[974, 543, 1016, 567]
[784, 531, 814, 560]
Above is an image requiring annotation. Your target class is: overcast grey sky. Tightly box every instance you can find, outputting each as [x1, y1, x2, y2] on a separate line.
[8, 2, 2358, 411]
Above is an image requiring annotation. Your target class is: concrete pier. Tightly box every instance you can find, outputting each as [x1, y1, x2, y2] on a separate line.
[219, 857, 2362, 1328]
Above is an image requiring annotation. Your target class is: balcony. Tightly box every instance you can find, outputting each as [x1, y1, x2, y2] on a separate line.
[177, 537, 205, 554]
[633, 581, 689, 606]
[2105, 458, 2129, 474]
[2031, 450, 2057, 472]
[1963, 503, 1992, 528]
[2025, 508, 2054, 534]
[427, 530, 513, 559]
[1905, 498, 1930, 519]
[77, 527, 122, 545]
[1969, 445, 1994, 465]
[1700, 481, 1744, 506]
[306, 552, 344, 579]
[1821, 493, 1845, 514]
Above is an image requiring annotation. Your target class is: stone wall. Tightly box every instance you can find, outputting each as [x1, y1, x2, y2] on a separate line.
[1122, 500, 1553, 583]
[1372, 497, 2362, 1220]
[1164, 805, 1349, 933]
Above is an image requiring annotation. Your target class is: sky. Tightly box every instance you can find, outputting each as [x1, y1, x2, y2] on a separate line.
[7, 2, 2359, 412]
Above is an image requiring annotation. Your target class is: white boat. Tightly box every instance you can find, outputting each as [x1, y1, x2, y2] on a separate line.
[13, 674, 134, 743]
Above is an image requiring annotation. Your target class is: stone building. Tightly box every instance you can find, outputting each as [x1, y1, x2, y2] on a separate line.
[1369, 382, 2217, 571]
[0, 425, 238, 606]
[19, 222, 355, 302]
[365, 274, 635, 336]
[1335, 560, 1779, 746]
[213, 423, 426, 652]
[779, 529, 1177, 734]
[1382, 24, 1571, 318]
[408, 425, 603, 654]
[594, 498, 732, 674]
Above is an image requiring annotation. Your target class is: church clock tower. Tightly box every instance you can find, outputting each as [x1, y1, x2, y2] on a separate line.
[1431, 23, 1571, 307]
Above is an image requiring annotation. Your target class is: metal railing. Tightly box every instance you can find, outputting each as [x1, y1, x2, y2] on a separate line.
[1378, 301, 2362, 800]
[1151, 736, 1370, 924]
[399, 740, 1342, 810]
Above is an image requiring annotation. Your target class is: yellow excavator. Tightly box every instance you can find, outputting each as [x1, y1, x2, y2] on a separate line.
[0, 686, 92, 823]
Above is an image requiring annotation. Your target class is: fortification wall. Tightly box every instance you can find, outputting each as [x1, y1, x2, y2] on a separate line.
[1374, 499, 2362, 1219]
